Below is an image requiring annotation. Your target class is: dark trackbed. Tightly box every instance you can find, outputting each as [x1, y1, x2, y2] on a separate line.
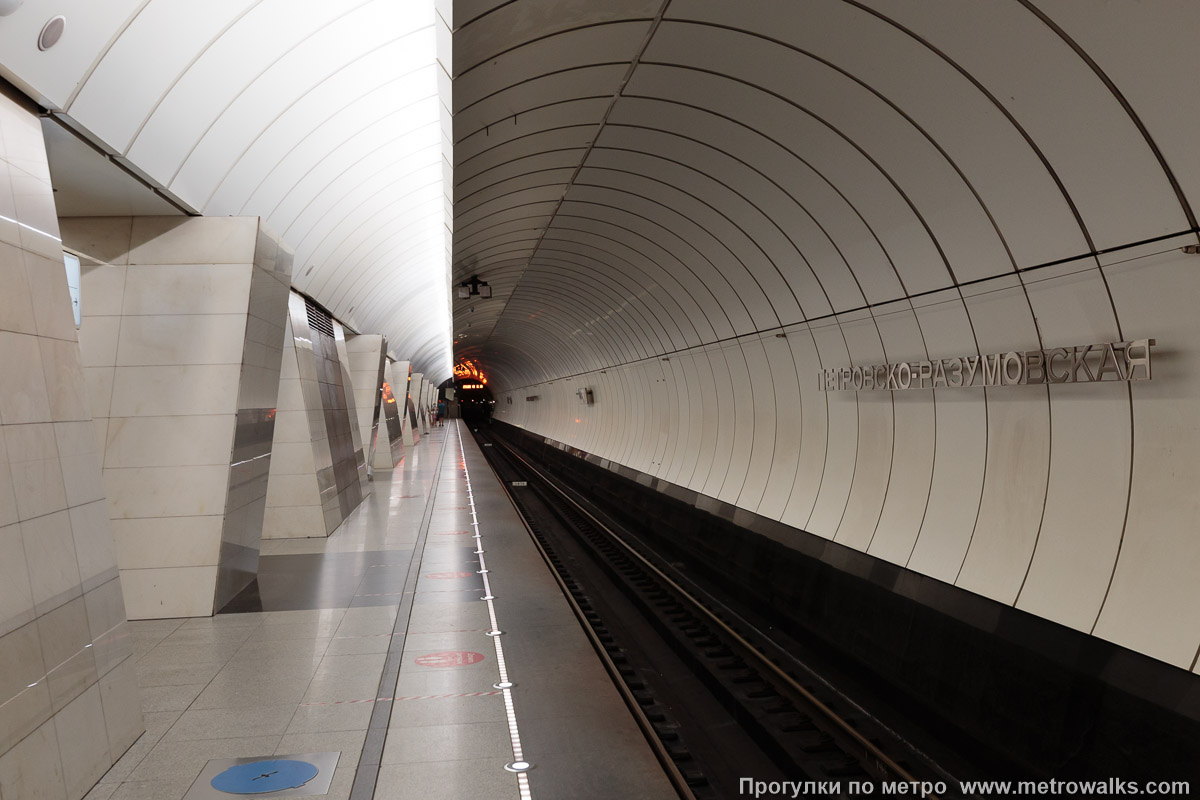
[472, 426, 966, 799]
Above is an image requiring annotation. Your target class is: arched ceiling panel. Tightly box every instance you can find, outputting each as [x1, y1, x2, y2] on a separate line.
[456, 22, 650, 109]
[65, 0, 252, 151]
[852, 0, 1192, 246]
[642, 22, 1017, 283]
[267, 114, 440, 235]
[562, 184, 791, 327]
[668, 0, 1090, 269]
[596, 107, 906, 304]
[0, 0, 452, 380]
[0, 0, 143, 109]
[453, 0, 1198, 392]
[455, 103, 604, 164]
[453, 0, 660, 74]
[1034, 0, 1200, 225]
[622, 65, 957, 295]
[586, 134, 872, 312]
[578, 158, 826, 317]
[532, 250, 688, 349]
[542, 222, 735, 339]
[455, 65, 627, 137]
[125, 1, 377, 184]
[207, 54, 438, 212]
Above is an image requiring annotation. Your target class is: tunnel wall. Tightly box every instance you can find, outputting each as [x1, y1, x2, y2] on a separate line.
[454, 1, 1200, 675]
[493, 240, 1200, 672]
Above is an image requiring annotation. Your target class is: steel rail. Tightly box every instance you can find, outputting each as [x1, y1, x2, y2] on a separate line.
[482, 434, 701, 800]
[488, 433, 935, 793]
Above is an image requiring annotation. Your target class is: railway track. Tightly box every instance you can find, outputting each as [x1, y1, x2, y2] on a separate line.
[473, 427, 962, 800]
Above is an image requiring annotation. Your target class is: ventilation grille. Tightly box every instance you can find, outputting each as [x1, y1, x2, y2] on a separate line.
[305, 297, 335, 338]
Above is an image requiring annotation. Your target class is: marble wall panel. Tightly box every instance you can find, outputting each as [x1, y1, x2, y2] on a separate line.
[0, 86, 141, 800]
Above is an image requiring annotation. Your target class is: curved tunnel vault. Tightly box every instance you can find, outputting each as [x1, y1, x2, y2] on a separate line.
[451, 1, 1200, 670]
[0, 0, 454, 382]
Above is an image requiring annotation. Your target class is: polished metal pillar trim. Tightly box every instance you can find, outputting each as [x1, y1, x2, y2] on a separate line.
[214, 223, 293, 611]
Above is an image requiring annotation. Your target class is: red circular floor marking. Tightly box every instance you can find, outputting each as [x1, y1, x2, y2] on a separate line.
[415, 651, 485, 668]
[425, 571, 474, 579]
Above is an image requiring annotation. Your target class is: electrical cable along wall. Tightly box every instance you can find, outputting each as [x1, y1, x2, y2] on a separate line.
[452, 1, 1200, 671]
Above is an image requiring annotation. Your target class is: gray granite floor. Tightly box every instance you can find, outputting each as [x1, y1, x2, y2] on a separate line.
[86, 423, 674, 800]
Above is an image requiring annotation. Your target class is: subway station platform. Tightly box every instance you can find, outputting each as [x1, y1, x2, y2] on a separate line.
[86, 422, 673, 800]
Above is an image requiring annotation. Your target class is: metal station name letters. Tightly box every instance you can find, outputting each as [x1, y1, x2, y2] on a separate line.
[818, 339, 1155, 392]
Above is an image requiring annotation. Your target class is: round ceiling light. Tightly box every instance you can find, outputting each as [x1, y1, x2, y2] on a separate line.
[38, 15, 64, 50]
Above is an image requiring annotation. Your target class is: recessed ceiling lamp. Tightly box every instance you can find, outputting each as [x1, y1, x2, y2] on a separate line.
[38, 15, 65, 50]
[0, 0, 24, 17]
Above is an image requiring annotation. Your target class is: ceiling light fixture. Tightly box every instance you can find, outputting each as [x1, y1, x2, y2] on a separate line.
[457, 274, 492, 299]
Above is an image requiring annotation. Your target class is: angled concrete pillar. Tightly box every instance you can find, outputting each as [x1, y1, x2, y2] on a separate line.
[392, 360, 419, 447]
[372, 356, 405, 469]
[64, 215, 292, 618]
[331, 320, 369, 501]
[262, 293, 369, 539]
[412, 372, 429, 434]
[346, 334, 392, 471]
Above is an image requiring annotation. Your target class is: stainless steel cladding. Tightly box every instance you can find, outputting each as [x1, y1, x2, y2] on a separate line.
[214, 227, 294, 610]
[818, 339, 1155, 392]
[285, 293, 367, 535]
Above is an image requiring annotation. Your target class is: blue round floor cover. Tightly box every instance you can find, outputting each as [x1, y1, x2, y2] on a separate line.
[211, 760, 320, 794]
